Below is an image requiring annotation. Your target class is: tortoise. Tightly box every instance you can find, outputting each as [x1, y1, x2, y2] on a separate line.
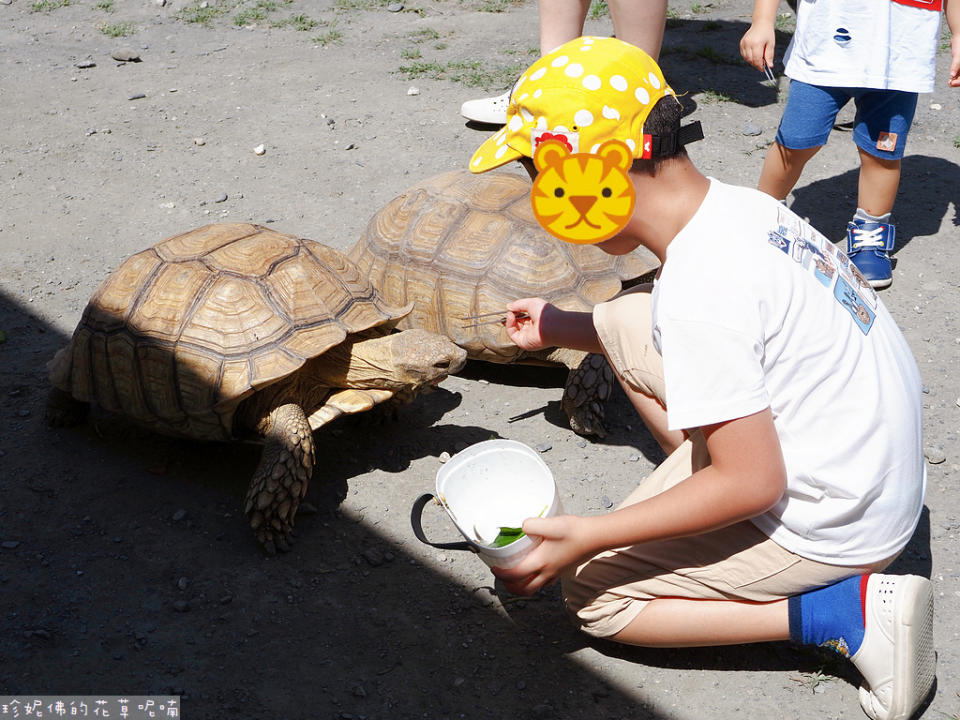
[348, 170, 659, 437]
[46, 223, 467, 553]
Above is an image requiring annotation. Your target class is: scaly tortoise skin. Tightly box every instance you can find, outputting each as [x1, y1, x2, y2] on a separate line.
[348, 170, 659, 437]
[46, 223, 467, 553]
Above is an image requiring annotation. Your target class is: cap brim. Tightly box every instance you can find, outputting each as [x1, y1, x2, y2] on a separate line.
[469, 129, 524, 174]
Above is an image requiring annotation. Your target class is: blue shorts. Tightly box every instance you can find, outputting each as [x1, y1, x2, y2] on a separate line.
[776, 80, 918, 160]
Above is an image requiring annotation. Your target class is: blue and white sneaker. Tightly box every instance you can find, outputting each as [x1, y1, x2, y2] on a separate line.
[846, 220, 895, 289]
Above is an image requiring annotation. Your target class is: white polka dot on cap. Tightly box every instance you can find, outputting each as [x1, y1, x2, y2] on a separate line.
[602, 105, 620, 121]
[530, 68, 547, 81]
[508, 115, 524, 132]
[582, 75, 601, 91]
[574, 109, 594, 127]
[565, 63, 584, 78]
[551, 55, 569, 68]
[610, 75, 628, 91]
[648, 72, 662, 90]
[635, 87, 650, 105]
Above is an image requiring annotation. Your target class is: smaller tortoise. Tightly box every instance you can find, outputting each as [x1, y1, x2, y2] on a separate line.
[348, 170, 659, 437]
[47, 223, 467, 553]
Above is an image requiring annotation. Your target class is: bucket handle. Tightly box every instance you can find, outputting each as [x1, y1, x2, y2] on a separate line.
[410, 493, 474, 552]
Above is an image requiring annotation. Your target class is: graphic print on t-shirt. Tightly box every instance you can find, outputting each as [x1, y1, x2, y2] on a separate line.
[767, 208, 878, 335]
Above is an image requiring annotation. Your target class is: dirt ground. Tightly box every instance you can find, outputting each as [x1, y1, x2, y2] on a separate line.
[1, 0, 959, 717]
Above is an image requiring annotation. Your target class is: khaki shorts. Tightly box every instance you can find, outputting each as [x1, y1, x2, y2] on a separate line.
[565, 287, 893, 639]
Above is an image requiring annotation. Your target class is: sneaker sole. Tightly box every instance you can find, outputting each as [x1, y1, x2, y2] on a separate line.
[859, 576, 935, 720]
[868, 277, 893, 290]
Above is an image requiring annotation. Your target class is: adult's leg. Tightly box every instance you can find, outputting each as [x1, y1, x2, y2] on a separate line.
[538, 0, 592, 54]
[607, 0, 668, 59]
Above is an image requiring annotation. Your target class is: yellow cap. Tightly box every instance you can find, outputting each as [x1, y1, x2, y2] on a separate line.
[469, 36, 675, 173]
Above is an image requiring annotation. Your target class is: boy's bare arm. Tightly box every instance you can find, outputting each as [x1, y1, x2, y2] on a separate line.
[740, 0, 782, 71]
[494, 407, 788, 596]
[505, 298, 602, 353]
[945, 0, 960, 86]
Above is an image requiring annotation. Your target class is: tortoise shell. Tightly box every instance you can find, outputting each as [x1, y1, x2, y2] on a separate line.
[49, 223, 410, 441]
[348, 169, 659, 363]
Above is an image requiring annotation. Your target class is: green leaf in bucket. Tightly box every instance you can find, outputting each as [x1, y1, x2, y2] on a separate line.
[491, 526, 525, 547]
[488, 505, 548, 547]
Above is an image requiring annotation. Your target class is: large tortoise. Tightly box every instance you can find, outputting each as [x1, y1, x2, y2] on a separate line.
[47, 223, 467, 553]
[348, 170, 659, 437]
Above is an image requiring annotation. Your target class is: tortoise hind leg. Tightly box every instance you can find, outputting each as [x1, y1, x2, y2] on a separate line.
[561, 352, 613, 439]
[244, 403, 315, 555]
[45, 387, 90, 427]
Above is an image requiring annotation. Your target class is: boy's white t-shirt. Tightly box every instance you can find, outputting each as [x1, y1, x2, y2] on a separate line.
[784, 0, 943, 93]
[652, 179, 925, 566]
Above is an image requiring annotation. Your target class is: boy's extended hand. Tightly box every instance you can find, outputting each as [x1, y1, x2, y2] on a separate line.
[491, 514, 596, 596]
[504, 297, 551, 352]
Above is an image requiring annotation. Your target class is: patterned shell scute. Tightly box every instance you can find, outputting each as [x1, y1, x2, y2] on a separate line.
[349, 170, 659, 362]
[51, 223, 410, 441]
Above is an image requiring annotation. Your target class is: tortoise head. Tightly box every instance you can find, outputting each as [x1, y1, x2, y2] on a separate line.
[308, 328, 466, 391]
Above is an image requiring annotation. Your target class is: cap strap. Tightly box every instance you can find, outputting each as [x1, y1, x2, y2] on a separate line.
[647, 121, 704, 157]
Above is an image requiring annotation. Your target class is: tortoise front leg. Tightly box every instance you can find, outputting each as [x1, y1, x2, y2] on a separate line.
[561, 352, 613, 439]
[244, 403, 315, 554]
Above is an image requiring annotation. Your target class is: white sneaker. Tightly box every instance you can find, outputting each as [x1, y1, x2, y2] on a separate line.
[460, 91, 511, 124]
[850, 575, 936, 720]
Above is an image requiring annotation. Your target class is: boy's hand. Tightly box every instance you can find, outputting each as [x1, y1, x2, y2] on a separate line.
[491, 514, 594, 596]
[740, 23, 776, 72]
[504, 297, 552, 351]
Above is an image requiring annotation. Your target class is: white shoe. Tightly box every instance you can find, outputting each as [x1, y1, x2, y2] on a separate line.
[460, 91, 510, 124]
[850, 574, 936, 720]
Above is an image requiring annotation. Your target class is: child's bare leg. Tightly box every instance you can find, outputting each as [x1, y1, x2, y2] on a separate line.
[612, 368, 685, 455]
[857, 149, 900, 217]
[610, 597, 790, 647]
[607, 0, 668, 59]
[758, 142, 822, 201]
[538, 0, 591, 54]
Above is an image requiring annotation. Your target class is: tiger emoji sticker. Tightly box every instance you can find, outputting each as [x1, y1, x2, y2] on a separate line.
[531, 138, 635, 244]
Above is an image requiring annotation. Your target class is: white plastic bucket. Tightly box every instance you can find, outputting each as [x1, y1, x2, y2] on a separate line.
[412, 439, 562, 568]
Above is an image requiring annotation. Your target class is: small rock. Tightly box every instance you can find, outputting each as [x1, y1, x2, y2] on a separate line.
[345, 142, 357, 150]
[438, 451, 451, 463]
[194, 137, 205, 146]
[0, 0, 13, 5]
[127, 92, 146, 101]
[601, 495, 614, 509]
[214, 193, 228, 203]
[352, 685, 367, 698]
[534, 442, 552, 453]
[407, 86, 420, 96]
[387, 2, 403, 10]
[112, 48, 141, 62]
[930, 103, 942, 110]
[361, 547, 384, 567]
[924, 444, 946, 465]
[156, 0, 166, 6]
[742, 122, 762, 136]
[1, 541, 20, 550]
[253, 144, 265, 155]
[628, 453, 641, 462]
[76, 60, 96, 69]
[176, 576, 189, 590]
[172, 600, 190, 613]
[172, 509, 187, 521]
[576, 438, 587, 448]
